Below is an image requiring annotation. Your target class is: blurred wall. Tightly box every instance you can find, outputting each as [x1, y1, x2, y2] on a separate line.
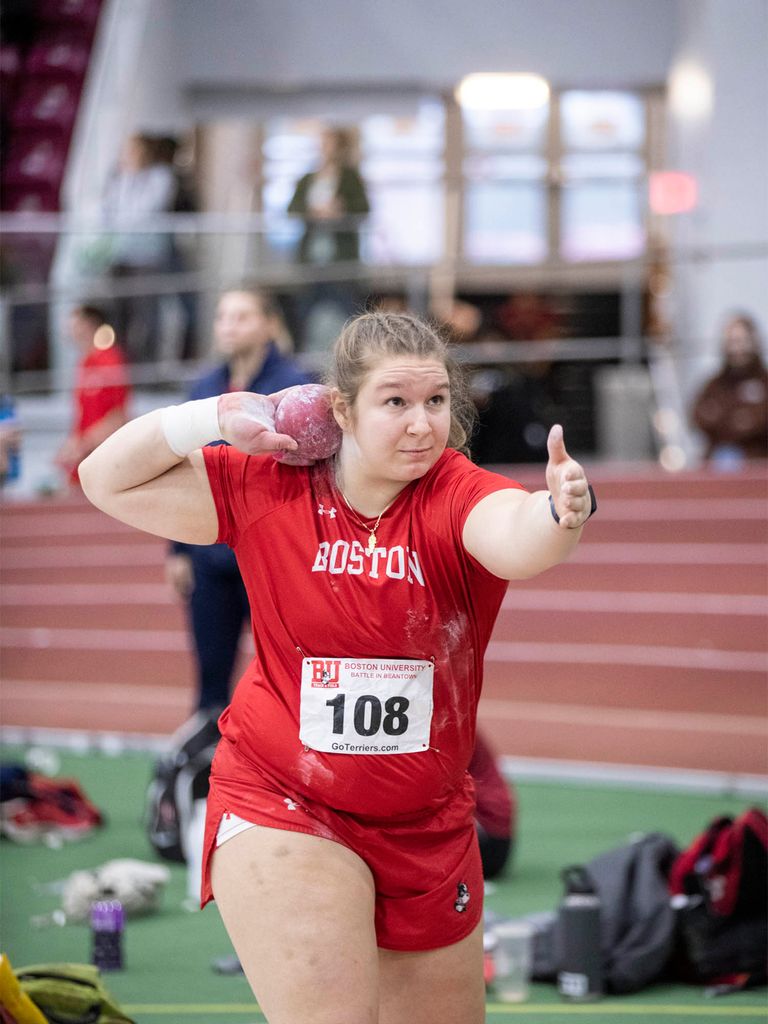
[172, 0, 678, 119]
[666, 0, 768, 396]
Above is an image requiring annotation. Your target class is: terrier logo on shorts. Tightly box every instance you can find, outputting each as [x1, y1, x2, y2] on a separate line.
[454, 882, 470, 912]
[310, 658, 341, 688]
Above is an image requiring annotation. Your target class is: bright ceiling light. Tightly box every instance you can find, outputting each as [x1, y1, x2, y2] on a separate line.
[455, 73, 550, 111]
[668, 59, 713, 120]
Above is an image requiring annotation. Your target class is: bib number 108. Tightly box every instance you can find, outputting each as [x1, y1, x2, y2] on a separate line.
[325, 693, 410, 737]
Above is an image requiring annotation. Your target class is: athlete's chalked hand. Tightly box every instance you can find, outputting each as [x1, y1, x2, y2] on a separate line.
[545, 424, 592, 529]
[271, 384, 342, 465]
[217, 392, 299, 457]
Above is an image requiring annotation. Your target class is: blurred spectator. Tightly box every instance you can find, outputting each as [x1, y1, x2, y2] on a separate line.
[166, 286, 309, 712]
[153, 135, 199, 215]
[0, 395, 21, 487]
[102, 133, 176, 362]
[691, 313, 768, 467]
[55, 305, 131, 487]
[288, 127, 369, 264]
[470, 368, 551, 465]
[444, 292, 556, 464]
[436, 298, 484, 345]
[152, 134, 199, 360]
[287, 126, 370, 350]
[496, 291, 561, 342]
[470, 730, 517, 879]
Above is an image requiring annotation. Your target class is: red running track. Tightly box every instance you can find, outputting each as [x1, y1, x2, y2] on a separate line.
[1, 462, 766, 777]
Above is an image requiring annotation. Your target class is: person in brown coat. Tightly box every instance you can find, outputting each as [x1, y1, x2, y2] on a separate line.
[691, 314, 768, 466]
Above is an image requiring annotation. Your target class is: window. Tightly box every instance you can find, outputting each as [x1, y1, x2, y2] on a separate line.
[460, 88, 649, 265]
[259, 88, 651, 270]
[462, 107, 549, 264]
[359, 103, 444, 265]
[559, 91, 647, 261]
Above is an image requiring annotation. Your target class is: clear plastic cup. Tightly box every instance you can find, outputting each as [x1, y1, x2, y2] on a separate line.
[492, 920, 534, 1003]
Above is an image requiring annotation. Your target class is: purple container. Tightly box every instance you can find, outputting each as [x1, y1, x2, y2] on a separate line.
[90, 899, 124, 971]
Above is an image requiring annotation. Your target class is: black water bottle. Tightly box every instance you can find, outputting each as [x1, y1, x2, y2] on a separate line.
[557, 865, 602, 1002]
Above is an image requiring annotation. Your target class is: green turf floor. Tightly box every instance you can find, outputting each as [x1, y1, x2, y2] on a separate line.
[1, 744, 766, 1023]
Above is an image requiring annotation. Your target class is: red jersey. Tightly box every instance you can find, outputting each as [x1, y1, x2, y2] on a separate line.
[75, 345, 130, 436]
[203, 445, 523, 821]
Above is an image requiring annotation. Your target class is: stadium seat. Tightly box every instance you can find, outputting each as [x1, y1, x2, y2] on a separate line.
[0, 182, 60, 212]
[10, 79, 80, 133]
[0, 44, 22, 110]
[36, 0, 102, 33]
[2, 134, 68, 189]
[25, 31, 90, 80]
[0, 42, 23, 84]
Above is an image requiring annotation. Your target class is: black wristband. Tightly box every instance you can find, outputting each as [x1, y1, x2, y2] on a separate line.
[549, 484, 597, 527]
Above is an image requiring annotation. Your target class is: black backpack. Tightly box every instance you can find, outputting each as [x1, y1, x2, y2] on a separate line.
[144, 711, 220, 863]
[586, 832, 681, 994]
[530, 832, 681, 994]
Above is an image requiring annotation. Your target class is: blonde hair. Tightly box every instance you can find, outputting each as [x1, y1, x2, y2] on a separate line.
[325, 312, 476, 454]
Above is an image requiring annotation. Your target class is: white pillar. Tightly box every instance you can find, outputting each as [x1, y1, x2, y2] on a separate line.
[665, 0, 768, 404]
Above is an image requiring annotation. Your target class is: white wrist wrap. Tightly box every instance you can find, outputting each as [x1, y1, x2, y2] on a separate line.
[161, 397, 222, 457]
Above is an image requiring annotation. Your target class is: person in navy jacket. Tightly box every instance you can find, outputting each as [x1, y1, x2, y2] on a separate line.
[166, 286, 309, 711]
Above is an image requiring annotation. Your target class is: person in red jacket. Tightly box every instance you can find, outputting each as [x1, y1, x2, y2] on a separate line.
[55, 305, 131, 486]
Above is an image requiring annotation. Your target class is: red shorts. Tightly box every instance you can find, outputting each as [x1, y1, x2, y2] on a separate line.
[202, 737, 483, 951]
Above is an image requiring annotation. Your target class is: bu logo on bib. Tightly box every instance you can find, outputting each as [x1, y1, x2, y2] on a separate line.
[300, 657, 434, 755]
[310, 659, 341, 688]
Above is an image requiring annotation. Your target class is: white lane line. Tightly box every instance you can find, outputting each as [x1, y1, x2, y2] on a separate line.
[486, 640, 768, 672]
[478, 699, 766, 736]
[0, 627, 188, 651]
[596, 498, 768, 520]
[1, 546, 165, 568]
[0, 583, 171, 604]
[2, 583, 765, 617]
[0, 680, 188, 706]
[0, 626, 255, 653]
[3, 685, 761, 731]
[1, 514, 137, 537]
[3, 687, 763, 752]
[1, 626, 762, 672]
[501, 590, 768, 615]
[495, 755, 768, 796]
[570, 543, 767, 564]
[2, 498, 765, 536]
[2, 541, 766, 569]
[499, 466, 768, 485]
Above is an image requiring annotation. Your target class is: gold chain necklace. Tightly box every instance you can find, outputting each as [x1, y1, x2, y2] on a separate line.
[340, 492, 394, 554]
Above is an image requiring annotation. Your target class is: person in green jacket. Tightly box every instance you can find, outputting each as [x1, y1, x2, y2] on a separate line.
[288, 127, 371, 349]
[288, 126, 370, 264]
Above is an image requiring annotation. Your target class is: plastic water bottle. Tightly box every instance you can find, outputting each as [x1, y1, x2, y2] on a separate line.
[90, 897, 124, 971]
[556, 865, 602, 1001]
[0, 395, 20, 483]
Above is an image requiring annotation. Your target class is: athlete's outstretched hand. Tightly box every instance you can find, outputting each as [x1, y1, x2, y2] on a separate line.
[545, 424, 592, 529]
[217, 392, 299, 458]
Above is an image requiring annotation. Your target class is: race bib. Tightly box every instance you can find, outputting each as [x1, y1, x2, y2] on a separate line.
[299, 657, 434, 755]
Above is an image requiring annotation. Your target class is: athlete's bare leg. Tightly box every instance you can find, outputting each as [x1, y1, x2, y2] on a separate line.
[211, 825, 379, 1024]
[378, 920, 486, 1024]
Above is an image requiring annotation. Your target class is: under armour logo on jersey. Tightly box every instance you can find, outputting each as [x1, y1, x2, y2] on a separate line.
[317, 504, 337, 518]
[283, 798, 299, 812]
